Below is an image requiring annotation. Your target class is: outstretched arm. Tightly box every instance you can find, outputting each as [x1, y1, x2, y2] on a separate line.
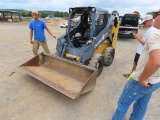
[133, 33, 145, 45]
[45, 27, 56, 39]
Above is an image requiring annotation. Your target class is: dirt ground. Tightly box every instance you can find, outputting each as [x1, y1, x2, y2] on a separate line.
[0, 23, 160, 120]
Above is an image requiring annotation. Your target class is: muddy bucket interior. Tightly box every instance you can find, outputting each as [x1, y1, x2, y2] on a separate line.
[19, 53, 97, 99]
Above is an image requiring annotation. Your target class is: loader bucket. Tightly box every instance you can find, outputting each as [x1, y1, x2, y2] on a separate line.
[19, 53, 97, 99]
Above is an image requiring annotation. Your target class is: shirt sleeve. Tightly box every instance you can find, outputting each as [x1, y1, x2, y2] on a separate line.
[42, 20, 47, 29]
[29, 22, 33, 30]
[142, 31, 148, 41]
[147, 31, 160, 52]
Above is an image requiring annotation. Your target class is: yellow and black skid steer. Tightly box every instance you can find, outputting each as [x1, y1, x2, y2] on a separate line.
[19, 7, 120, 99]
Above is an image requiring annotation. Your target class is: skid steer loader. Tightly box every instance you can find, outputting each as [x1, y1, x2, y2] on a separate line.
[19, 7, 120, 99]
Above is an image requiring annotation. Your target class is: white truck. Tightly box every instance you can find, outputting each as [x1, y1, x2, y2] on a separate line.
[118, 13, 140, 38]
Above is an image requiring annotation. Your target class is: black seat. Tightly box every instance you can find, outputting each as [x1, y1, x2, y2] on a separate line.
[83, 28, 90, 40]
[77, 28, 91, 46]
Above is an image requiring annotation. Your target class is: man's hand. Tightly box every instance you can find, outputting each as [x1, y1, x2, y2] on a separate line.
[132, 31, 139, 38]
[138, 71, 149, 87]
[138, 78, 149, 87]
[30, 40, 33, 44]
[132, 30, 137, 35]
[52, 35, 56, 39]
[87, 40, 92, 44]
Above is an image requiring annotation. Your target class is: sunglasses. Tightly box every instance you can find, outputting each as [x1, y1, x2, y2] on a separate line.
[143, 20, 148, 24]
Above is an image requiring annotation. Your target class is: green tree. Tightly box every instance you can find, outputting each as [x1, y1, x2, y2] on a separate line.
[112, 10, 119, 16]
[21, 10, 31, 17]
[63, 12, 69, 18]
[146, 12, 154, 15]
[112, 10, 118, 13]
[53, 11, 69, 17]
[53, 11, 60, 17]
[54, 11, 63, 17]
[40, 11, 48, 18]
[146, 12, 157, 18]
[132, 11, 139, 14]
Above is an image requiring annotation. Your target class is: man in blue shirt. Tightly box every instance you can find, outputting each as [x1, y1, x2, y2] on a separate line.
[29, 10, 56, 56]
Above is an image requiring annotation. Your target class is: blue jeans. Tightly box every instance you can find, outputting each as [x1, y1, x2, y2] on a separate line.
[112, 78, 160, 120]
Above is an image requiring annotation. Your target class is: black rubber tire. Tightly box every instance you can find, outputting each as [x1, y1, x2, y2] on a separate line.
[88, 54, 104, 76]
[103, 47, 115, 66]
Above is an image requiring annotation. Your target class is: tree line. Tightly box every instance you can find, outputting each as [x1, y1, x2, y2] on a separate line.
[1, 9, 156, 19]
[21, 10, 69, 18]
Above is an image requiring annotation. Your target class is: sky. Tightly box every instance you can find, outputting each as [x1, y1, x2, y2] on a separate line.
[0, 0, 160, 17]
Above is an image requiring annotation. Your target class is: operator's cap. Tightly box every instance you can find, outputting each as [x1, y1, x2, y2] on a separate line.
[140, 14, 153, 24]
[32, 9, 38, 15]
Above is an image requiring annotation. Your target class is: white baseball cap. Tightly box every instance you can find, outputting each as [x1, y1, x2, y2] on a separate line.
[140, 14, 153, 24]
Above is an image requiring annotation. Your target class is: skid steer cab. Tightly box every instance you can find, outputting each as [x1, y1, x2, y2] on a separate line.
[56, 7, 120, 76]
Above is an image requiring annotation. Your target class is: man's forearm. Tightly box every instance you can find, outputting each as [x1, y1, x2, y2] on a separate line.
[137, 38, 145, 45]
[139, 49, 160, 85]
[30, 31, 33, 43]
[139, 60, 159, 82]
[134, 34, 145, 45]
[30, 36, 32, 41]
[46, 28, 54, 36]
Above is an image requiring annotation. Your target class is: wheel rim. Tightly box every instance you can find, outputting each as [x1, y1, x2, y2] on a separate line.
[103, 47, 115, 66]
[97, 57, 104, 76]
[88, 54, 104, 76]
[108, 53, 114, 63]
